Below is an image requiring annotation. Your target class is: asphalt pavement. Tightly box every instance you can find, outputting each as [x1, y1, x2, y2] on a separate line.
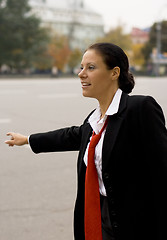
[0, 76, 167, 240]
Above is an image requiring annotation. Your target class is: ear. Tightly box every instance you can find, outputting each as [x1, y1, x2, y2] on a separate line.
[111, 66, 120, 80]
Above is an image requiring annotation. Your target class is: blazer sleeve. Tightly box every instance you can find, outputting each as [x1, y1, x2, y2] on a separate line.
[141, 96, 167, 157]
[29, 125, 83, 154]
[29, 109, 94, 154]
[140, 96, 167, 235]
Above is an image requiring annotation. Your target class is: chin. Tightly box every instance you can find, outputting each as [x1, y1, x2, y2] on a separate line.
[82, 90, 90, 97]
[82, 93, 94, 99]
[82, 90, 96, 99]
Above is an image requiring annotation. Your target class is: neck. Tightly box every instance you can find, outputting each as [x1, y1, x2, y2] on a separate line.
[99, 88, 118, 119]
[99, 102, 111, 119]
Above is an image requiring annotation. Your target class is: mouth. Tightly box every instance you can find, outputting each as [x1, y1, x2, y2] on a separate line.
[81, 82, 91, 87]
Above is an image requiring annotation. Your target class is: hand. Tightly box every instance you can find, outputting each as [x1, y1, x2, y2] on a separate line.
[5, 132, 28, 147]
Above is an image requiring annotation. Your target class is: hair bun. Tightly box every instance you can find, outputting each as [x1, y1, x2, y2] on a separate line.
[126, 72, 135, 93]
[128, 71, 135, 84]
[119, 71, 135, 94]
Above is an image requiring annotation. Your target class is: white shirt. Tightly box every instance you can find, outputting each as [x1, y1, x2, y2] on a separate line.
[83, 88, 122, 196]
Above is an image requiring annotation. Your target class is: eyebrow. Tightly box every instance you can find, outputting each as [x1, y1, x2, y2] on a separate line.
[80, 62, 95, 66]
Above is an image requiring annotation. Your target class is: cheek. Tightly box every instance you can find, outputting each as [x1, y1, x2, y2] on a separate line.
[93, 73, 109, 86]
[91, 72, 103, 83]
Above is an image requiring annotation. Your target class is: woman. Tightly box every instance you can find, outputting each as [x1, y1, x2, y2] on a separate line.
[5, 43, 167, 240]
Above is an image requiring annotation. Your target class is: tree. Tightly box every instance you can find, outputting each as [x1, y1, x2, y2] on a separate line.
[131, 43, 145, 69]
[68, 48, 82, 73]
[48, 33, 71, 72]
[98, 25, 132, 52]
[0, 0, 50, 71]
[142, 21, 167, 62]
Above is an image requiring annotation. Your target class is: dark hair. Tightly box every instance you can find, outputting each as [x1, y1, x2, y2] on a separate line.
[87, 42, 135, 93]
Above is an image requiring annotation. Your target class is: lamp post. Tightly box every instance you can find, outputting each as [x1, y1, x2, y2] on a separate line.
[156, 21, 161, 76]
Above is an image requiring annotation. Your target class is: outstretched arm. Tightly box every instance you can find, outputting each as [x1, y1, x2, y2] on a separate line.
[5, 132, 28, 147]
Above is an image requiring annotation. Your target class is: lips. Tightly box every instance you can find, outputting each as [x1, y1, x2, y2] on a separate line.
[81, 82, 91, 87]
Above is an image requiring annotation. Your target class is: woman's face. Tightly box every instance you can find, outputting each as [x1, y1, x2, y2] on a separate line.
[78, 49, 119, 102]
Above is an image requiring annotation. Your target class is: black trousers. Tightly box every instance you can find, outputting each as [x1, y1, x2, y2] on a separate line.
[100, 195, 115, 240]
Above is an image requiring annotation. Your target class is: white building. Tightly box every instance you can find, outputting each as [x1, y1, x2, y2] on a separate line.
[29, 0, 104, 50]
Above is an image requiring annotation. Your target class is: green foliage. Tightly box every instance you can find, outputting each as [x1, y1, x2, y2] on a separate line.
[142, 21, 167, 62]
[0, 0, 50, 71]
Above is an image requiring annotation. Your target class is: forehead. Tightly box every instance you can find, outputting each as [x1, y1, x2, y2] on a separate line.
[81, 49, 104, 65]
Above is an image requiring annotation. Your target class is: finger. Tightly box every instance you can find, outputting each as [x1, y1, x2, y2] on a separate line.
[6, 132, 12, 135]
[6, 132, 15, 140]
[6, 132, 14, 136]
[5, 140, 14, 145]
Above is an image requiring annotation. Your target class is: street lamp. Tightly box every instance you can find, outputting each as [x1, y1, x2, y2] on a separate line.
[156, 21, 161, 76]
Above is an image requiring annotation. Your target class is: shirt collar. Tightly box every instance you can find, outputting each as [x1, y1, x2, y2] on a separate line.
[105, 88, 122, 116]
[88, 88, 122, 134]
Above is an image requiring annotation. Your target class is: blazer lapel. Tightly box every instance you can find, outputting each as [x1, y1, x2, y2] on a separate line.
[102, 92, 128, 171]
[78, 122, 92, 175]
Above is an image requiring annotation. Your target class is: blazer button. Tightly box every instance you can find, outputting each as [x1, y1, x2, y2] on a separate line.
[104, 173, 110, 179]
[112, 222, 118, 229]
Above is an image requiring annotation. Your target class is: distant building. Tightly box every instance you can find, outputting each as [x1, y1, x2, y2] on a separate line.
[131, 27, 150, 44]
[29, 0, 104, 50]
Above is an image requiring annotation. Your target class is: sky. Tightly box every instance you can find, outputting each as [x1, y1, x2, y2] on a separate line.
[84, 0, 167, 32]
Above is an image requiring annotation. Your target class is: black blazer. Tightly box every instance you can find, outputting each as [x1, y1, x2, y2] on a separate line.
[29, 92, 167, 240]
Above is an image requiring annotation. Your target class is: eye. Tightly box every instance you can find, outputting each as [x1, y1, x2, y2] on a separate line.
[89, 65, 95, 70]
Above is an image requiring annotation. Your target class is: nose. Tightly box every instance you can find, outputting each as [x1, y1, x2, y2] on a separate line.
[78, 68, 87, 78]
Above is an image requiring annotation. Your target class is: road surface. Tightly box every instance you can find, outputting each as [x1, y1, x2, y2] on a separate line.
[0, 76, 167, 240]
